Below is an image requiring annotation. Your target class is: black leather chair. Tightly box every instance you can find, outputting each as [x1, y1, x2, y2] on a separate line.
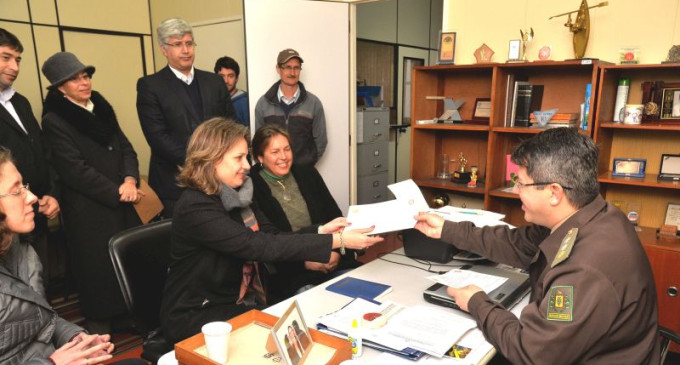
[660, 326, 680, 364]
[109, 219, 173, 363]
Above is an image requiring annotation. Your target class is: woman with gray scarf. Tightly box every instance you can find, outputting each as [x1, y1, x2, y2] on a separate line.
[159, 118, 382, 344]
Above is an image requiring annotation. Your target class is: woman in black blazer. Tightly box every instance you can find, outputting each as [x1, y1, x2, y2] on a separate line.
[251, 124, 362, 300]
[41, 52, 144, 332]
[159, 118, 381, 344]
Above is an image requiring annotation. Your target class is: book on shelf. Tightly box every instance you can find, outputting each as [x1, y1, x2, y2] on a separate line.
[529, 112, 579, 122]
[514, 84, 544, 127]
[508, 79, 529, 127]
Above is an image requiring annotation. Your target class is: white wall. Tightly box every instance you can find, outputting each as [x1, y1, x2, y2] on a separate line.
[245, 0, 352, 212]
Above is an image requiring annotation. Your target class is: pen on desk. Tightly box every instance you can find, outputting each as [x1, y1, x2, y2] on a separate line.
[459, 211, 483, 215]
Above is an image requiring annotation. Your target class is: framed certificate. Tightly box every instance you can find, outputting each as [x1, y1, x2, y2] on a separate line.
[437, 32, 456, 64]
[664, 202, 680, 231]
[612, 158, 646, 178]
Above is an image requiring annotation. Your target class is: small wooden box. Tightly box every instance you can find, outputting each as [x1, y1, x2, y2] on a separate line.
[175, 310, 351, 365]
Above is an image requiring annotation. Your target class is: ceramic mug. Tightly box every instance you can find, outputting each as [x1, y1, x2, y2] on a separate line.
[623, 104, 643, 124]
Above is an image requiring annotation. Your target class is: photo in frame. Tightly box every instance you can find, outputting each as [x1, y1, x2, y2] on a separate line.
[508, 40, 521, 61]
[437, 32, 456, 64]
[664, 202, 680, 233]
[271, 301, 313, 365]
[660, 88, 680, 119]
[641, 81, 680, 124]
[471, 98, 491, 123]
[612, 158, 646, 178]
[659, 154, 680, 181]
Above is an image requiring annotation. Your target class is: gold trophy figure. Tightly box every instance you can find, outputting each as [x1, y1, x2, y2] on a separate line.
[520, 28, 534, 61]
[451, 152, 472, 184]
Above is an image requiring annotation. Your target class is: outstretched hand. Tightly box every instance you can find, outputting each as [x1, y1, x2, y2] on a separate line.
[413, 212, 445, 239]
[319, 217, 350, 234]
[341, 226, 384, 250]
[446, 285, 483, 312]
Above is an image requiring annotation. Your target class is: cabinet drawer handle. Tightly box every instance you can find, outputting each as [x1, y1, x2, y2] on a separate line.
[373, 164, 382, 169]
[372, 181, 380, 187]
[374, 119, 380, 125]
[372, 194, 382, 199]
[668, 286, 678, 297]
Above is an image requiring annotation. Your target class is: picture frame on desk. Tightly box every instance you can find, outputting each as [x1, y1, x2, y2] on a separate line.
[437, 32, 456, 64]
[664, 202, 680, 233]
[612, 158, 646, 178]
[658, 154, 680, 181]
[271, 301, 312, 365]
[471, 98, 491, 124]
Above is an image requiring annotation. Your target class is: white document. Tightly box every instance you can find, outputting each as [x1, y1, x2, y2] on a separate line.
[347, 179, 428, 234]
[431, 206, 512, 228]
[427, 269, 508, 294]
[317, 298, 476, 358]
[346, 200, 417, 235]
[388, 179, 429, 212]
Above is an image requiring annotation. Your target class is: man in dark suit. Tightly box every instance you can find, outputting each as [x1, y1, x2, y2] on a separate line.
[0, 28, 60, 274]
[136, 18, 235, 217]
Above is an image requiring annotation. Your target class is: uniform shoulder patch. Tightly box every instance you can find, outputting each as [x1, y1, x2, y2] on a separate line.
[551, 228, 578, 268]
[546, 285, 574, 322]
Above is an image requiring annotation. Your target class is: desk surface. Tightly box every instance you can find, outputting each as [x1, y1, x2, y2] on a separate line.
[264, 247, 529, 364]
[160, 245, 529, 365]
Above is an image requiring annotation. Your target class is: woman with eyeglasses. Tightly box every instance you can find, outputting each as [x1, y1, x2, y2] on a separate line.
[250, 124, 361, 300]
[0, 147, 147, 365]
[40, 52, 144, 333]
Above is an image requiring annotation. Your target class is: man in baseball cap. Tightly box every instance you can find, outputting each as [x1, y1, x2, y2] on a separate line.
[254, 48, 327, 166]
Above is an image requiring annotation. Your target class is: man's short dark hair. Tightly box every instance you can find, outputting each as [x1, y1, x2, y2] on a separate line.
[214, 56, 240, 77]
[511, 128, 600, 209]
[0, 28, 23, 53]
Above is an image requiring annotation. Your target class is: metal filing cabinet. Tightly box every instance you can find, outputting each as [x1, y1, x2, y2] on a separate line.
[357, 108, 389, 204]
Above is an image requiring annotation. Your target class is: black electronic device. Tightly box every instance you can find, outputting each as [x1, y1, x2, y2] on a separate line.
[423, 265, 530, 311]
[402, 228, 458, 263]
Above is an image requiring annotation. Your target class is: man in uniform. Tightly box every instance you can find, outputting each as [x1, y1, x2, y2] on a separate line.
[414, 128, 660, 364]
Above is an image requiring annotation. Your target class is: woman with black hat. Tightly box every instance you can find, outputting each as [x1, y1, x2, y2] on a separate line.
[41, 52, 143, 332]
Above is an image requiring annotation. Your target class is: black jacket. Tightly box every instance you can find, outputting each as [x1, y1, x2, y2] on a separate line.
[160, 187, 331, 343]
[42, 90, 141, 320]
[251, 164, 359, 298]
[136, 67, 236, 207]
[0, 91, 56, 236]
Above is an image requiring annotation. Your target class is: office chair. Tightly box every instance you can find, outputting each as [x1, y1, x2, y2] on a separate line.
[660, 326, 680, 365]
[109, 219, 173, 363]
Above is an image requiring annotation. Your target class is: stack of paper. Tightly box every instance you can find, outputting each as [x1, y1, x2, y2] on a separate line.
[316, 298, 477, 359]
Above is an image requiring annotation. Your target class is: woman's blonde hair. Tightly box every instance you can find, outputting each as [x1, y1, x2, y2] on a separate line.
[177, 118, 249, 195]
[0, 146, 15, 257]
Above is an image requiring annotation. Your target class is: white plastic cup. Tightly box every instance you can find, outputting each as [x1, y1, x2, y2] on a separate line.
[201, 321, 232, 364]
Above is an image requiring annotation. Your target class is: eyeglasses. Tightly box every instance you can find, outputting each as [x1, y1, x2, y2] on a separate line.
[279, 65, 302, 72]
[514, 181, 573, 191]
[164, 41, 197, 49]
[0, 183, 30, 199]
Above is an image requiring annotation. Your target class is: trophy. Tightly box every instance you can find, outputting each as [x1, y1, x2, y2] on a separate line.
[520, 28, 534, 61]
[451, 152, 472, 184]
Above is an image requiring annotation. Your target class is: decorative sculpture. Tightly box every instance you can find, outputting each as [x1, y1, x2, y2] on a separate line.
[549, 0, 608, 59]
